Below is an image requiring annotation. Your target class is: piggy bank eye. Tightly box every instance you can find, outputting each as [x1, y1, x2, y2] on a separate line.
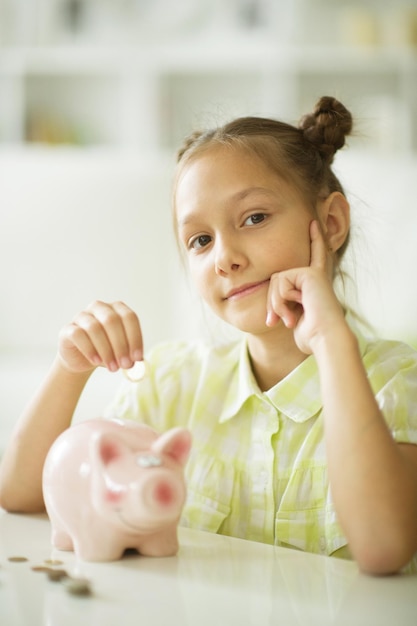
[136, 454, 162, 468]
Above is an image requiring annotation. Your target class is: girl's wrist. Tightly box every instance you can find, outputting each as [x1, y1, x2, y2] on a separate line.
[52, 355, 94, 386]
[310, 319, 358, 361]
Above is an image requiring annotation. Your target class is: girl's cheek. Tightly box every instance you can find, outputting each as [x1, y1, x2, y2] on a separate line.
[188, 263, 205, 291]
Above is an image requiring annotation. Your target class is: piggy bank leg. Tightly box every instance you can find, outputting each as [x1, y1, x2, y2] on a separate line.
[137, 528, 179, 557]
[73, 542, 125, 562]
[49, 517, 74, 551]
[71, 530, 128, 562]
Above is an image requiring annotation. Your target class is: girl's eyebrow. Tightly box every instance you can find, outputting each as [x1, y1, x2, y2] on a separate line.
[178, 187, 276, 227]
[232, 186, 276, 202]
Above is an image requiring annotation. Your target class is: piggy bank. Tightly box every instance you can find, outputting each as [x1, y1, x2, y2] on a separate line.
[42, 418, 191, 562]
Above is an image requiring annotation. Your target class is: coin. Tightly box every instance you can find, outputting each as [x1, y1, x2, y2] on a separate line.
[64, 577, 92, 596]
[31, 565, 51, 572]
[8, 556, 28, 563]
[44, 559, 63, 566]
[47, 568, 68, 582]
[122, 359, 149, 382]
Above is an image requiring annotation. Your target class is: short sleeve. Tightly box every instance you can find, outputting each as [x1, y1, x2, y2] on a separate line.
[364, 339, 417, 445]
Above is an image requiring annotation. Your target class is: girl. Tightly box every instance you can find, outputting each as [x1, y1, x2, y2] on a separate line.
[1, 97, 416, 575]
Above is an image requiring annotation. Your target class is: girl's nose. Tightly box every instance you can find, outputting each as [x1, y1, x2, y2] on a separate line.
[214, 238, 246, 275]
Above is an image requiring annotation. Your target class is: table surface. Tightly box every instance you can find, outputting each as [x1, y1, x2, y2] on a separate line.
[0, 510, 416, 626]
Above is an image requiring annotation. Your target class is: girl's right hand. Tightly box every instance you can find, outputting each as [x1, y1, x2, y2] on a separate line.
[57, 301, 143, 374]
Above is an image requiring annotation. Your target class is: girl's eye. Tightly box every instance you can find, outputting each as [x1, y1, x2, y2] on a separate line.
[245, 213, 266, 226]
[190, 234, 212, 250]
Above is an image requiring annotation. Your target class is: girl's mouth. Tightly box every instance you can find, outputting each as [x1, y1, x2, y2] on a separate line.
[224, 279, 270, 300]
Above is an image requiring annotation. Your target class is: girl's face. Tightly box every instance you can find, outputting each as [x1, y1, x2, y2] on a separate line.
[175, 146, 314, 336]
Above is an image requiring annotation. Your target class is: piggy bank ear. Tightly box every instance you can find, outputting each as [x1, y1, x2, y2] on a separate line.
[92, 432, 130, 466]
[151, 428, 192, 466]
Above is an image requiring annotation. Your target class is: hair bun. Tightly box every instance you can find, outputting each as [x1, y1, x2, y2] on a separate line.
[299, 96, 353, 164]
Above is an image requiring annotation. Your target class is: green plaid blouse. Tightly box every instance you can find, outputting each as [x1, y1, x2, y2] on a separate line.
[106, 318, 417, 569]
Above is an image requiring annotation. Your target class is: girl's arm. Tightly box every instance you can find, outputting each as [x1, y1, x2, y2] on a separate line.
[313, 322, 417, 575]
[267, 221, 417, 574]
[0, 360, 92, 512]
[0, 300, 143, 513]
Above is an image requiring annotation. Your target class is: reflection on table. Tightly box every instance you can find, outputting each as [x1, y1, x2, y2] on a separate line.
[0, 510, 415, 626]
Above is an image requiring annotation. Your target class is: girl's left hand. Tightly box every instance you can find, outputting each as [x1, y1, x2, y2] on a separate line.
[266, 220, 346, 354]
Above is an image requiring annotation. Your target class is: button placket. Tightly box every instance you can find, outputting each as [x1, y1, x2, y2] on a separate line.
[252, 401, 279, 542]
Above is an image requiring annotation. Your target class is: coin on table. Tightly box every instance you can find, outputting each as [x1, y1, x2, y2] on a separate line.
[31, 565, 51, 572]
[47, 568, 68, 582]
[8, 556, 28, 563]
[64, 576, 92, 596]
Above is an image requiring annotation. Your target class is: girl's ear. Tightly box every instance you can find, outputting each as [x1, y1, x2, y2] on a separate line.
[318, 191, 350, 253]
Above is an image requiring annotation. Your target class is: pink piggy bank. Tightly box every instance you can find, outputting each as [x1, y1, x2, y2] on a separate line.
[42, 418, 191, 562]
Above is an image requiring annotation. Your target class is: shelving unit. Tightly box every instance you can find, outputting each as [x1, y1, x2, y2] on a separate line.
[0, 41, 416, 154]
[0, 1, 416, 153]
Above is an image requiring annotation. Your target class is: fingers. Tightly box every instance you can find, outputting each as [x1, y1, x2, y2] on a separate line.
[309, 219, 329, 270]
[266, 221, 328, 329]
[110, 301, 143, 364]
[266, 272, 303, 329]
[61, 301, 143, 373]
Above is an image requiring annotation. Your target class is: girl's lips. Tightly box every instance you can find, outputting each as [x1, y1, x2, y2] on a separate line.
[224, 279, 270, 300]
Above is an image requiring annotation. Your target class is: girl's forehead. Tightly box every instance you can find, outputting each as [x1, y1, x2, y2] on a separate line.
[176, 145, 282, 196]
[174, 148, 309, 228]
[176, 157, 270, 218]
[182, 143, 268, 169]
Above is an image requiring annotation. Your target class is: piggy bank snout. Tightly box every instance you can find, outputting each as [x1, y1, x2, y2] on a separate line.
[140, 472, 185, 515]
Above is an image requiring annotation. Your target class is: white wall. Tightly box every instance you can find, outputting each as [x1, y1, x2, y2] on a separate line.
[0, 148, 201, 451]
[1, 146, 417, 452]
[0, 149, 178, 350]
[335, 149, 417, 342]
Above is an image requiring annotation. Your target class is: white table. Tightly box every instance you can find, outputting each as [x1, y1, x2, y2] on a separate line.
[0, 510, 415, 626]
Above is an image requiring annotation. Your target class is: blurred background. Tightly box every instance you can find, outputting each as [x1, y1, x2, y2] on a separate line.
[1, 0, 417, 452]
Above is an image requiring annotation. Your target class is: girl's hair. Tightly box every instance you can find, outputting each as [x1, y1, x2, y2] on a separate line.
[174, 96, 353, 258]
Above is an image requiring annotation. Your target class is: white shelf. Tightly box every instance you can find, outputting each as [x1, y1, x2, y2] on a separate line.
[1, 41, 416, 72]
[1, 27, 416, 154]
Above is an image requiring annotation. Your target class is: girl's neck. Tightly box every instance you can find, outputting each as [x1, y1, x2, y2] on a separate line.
[247, 327, 308, 392]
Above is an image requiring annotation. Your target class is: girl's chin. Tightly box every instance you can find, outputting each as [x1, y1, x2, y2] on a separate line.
[228, 317, 285, 336]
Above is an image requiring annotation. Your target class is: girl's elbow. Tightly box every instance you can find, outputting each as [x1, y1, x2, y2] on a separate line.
[353, 536, 417, 576]
[0, 483, 45, 515]
[0, 489, 20, 513]
[0, 488, 23, 513]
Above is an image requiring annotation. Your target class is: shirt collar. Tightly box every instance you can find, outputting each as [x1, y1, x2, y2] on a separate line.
[219, 312, 368, 424]
[219, 339, 261, 423]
